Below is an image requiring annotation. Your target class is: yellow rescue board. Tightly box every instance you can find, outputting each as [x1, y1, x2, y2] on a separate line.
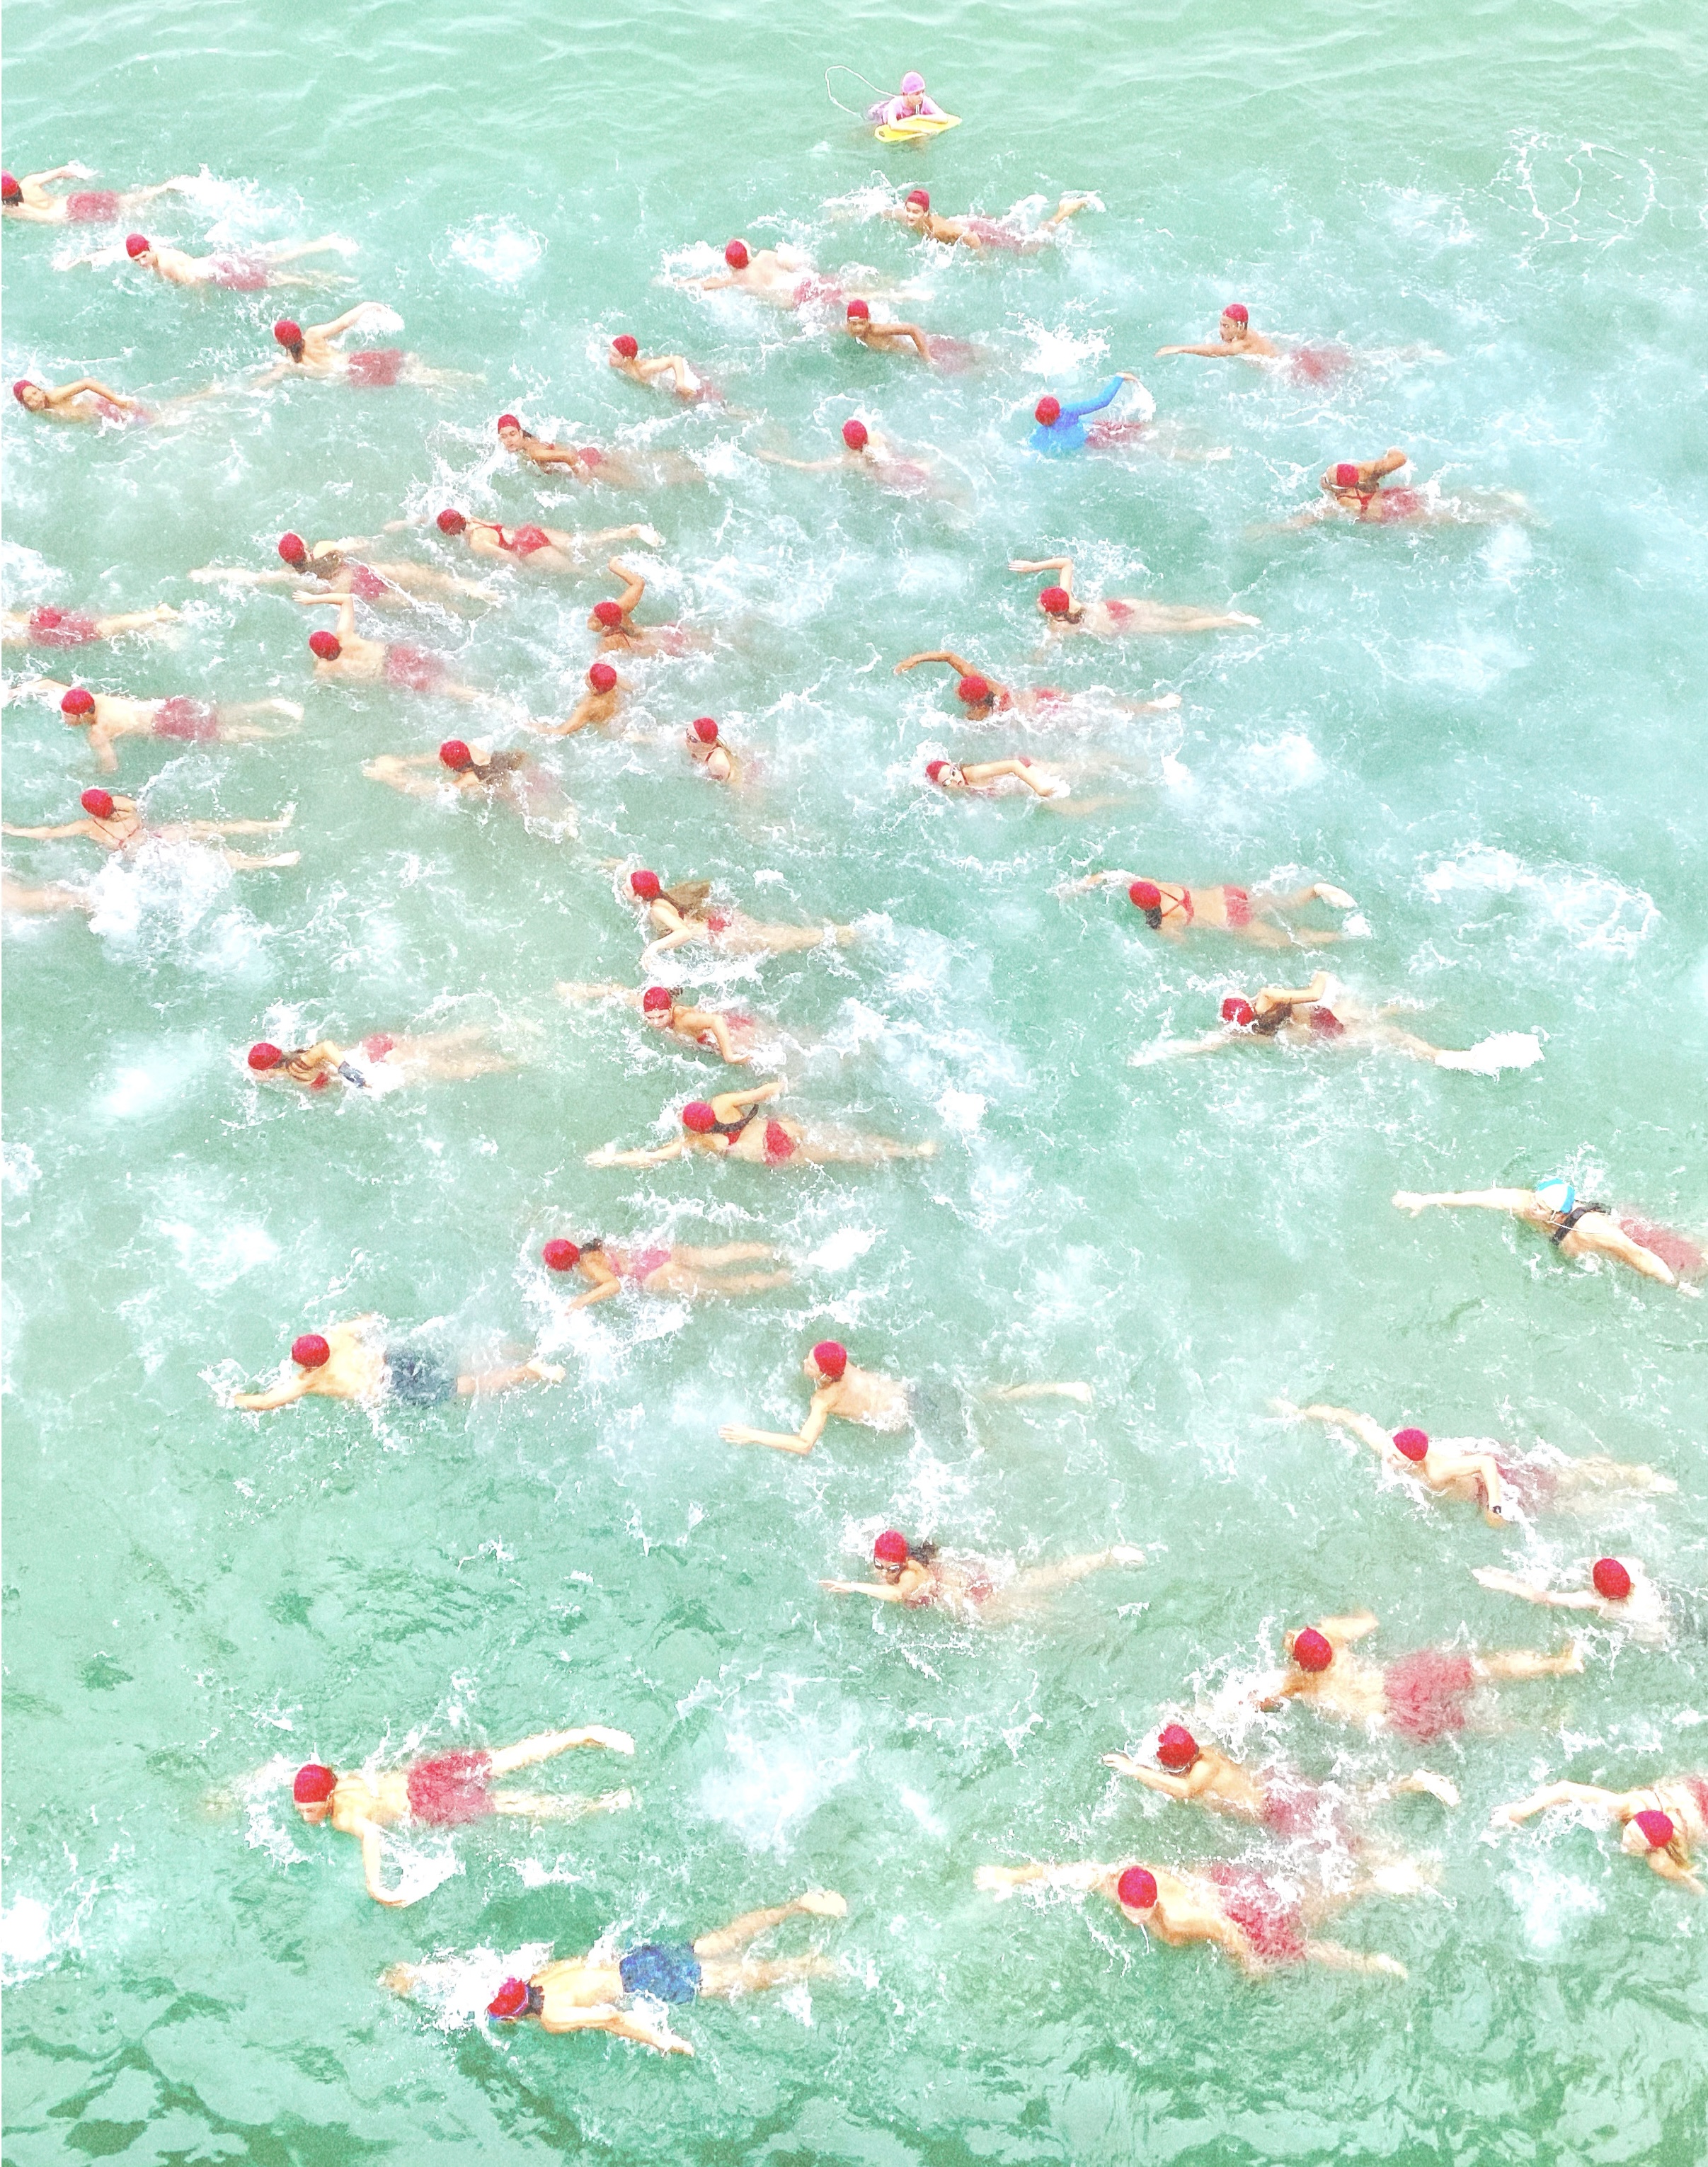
[874, 113, 962, 142]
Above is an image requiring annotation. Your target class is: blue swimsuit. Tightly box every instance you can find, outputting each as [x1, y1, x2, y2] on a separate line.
[1029, 376, 1123, 454]
[619, 1942, 702, 2003]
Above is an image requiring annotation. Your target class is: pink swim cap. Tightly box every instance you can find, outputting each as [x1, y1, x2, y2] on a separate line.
[906, 189, 930, 212]
[592, 600, 625, 628]
[847, 299, 871, 321]
[1220, 997, 1256, 1027]
[682, 1100, 718, 1133]
[273, 318, 304, 348]
[842, 418, 869, 450]
[1038, 585, 1072, 617]
[588, 661, 618, 694]
[690, 716, 719, 744]
[1392, 1427, 1430, 1463]
[542, 1238, 580, 1271]
[1334, 463, 1360, 488]
[1116, 1866, 1158, 1912]
[924, 759, 951, 783]
[496, 413, 520, 433]
[277, 532, 308, 564]
[612, 333, 639, 358]
[1592, 1557, 1633, 1601]
[724, 239, 750, 270]
[810, 1339, 848, 1380]
[1292, 1627, 1334, 1672]
[641, 985, 673, 1013]
[1129, 880, 1162, 911]
[81, 788, 115, 818]
[1222, 304, 1249, 325]
[1156, 1724, 1199, 1771]
[61, 687, 96, 716]
[900, 71, 926, 93]
[956, 675, 991, 706]
[1, 173, 21, 204]
[630, 869, 662, 900]
[439, 739, 474, 770]
[293, 1762, 337, 1803]
[13, 379, 39, 404]
[436, 508, 466, 534]
[873, 1529, 910, 1565]
[308, 630, 340, 661]
[1034, 395, 1062, 426]
[248, 1042, 284, 1070]
[1633, 1809, 1675, 1851]
[292, 1333, 331, 1369]
[125, 233, 150, 258]
[487, 1978, 530, 2020]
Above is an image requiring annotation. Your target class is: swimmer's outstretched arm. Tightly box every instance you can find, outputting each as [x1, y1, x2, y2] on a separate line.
[1319, 1610, 1380, 1642]
[1101, 1753, 1211, 1800]
[604, 557, 646, 613]
[586, 1138, 689, 1167]
[960, 758, 1058, 798]
[721, 1387, 835, 1456]
[752, 451, 842, 472]
[357, 1819, 413, 1907]
[974, 1860, 1113, 1896]
[1287, 1402, 1393, 1459]
[1472, 1567, 1601, 1611]
[895, 651, 977, 677]
[819, 1575, 908, 1601]
[1156, 341, 1245, 358]
[1, 818, 105, 840]
[1391, 1187, 1537, 1216]
[305, 306, 377, 343]
[230, 1370, 316, 1411]
[1056, 867, 1136, 893]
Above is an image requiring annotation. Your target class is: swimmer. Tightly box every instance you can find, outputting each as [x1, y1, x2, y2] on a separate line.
[843, 299, 975, 370]
[866, 70, 947, 127]
[1280, 1400, 1675, 1529]
[589, 1085, 935, 1173]
[4, 787, 298, 870]
[607, 334, 718, 402]
[624, 867, 856, 966]
[192, 533, 494, 605]
[1253, 1611, 1584, 1745]
[974, 1858, 1414, 1980]
[256, 309, 474, 388]
[10, 374, 207, 425]
[895, 651, 1183, 725]
[1156, 302, 1280, 362]
[121, 230, 350, 291]
[543, 1235, 788, 1305]
[1059, 870, 1356, 945]
[924, 756, 1070, 802]
[1028, 376, 1152, 454]
[4, 603, 180, 648]
[385, 1889, 849, 2054]
[1171, 971, 1542, 1070]
[881, 189, 1097, 252]
[1472, 1559, 1670, 1646]
[532, 663, 626, 738]
[286, 1729, 635, 1907]
[1390, 1178, 1702, 1288]
[1, 163, 193, 225]
[588, 559, 701, 657]
[1488, 1776, 1707, 1892]
[495, 413, 701, 490]
[1290, 451, 1531, 528]
[1104, 1723, 1459, 1837]
[299, 595, 482, 700]
[1010, 557, 1260, 636]
[428, 509, 661, 578]
[684, 714, 745, 786]
[823, 1527, 1145, 1621]
[720, 1339, 911, 1455]
[1, 868, 95, 917]
[681, 239, 847, 311]
[246, 1025, 517, 1094]
[555, 982, 763, 1064]
[364, 741, 571, 827]
[755, 416, 939, 495]
[11, 677, 301, 774]
[227, 1316, 563, 1410]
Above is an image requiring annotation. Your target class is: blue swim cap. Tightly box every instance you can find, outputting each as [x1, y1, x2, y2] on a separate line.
[1535, 1177, 1576, 1218]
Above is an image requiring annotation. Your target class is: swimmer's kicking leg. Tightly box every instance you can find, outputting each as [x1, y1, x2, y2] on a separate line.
[978, 1546, 1145, 1621]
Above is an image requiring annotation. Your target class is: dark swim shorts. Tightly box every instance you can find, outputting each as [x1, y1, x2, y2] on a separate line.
[619, 1942, 702, 2003]
[384, 1346, 457, 1407]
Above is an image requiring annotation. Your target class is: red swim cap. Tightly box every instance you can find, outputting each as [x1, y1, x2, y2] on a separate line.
[542, 1238, 580, 1271]
[61, 687, 96, 716]
[81, 788, 115, 818]
[723, 239, 750, 270]
[277, 532, 308, 564]
[248, 1042, 284, 1070]
[1334, 463, 1360, 488]
[1292, 1627, 1334, 1672]
[630, 869, 662, 900]
[1592, 1557, 1633, 1602]
[924, 760, 951, 783]
[1156, 1723, 1199, 1771]
[690, 716, 719, 744]
[873, 1529, 910, 1564]
[308, 630, 340, 661]
[439, 739, 474, 770]
[906, 189, 930, 211]
[588, 661, 618, 693]
[1633, 1809, 1675, 1851]
[956, 675, 991, 706]
[842, 418, 869, 450]
[1392, 1427, 1430, 1463]
[810, 1339, 848, 1380]
[641, 985, 673, 1013]
[273, 318, 304, 348]
[592, 600, 625, 628]
[847, 299, 871, 321]
[1034, 395, 1062, 426]
[1038, 585, 1072, 616]
[125, 233, 150, 258]
[293, 1762, 337, 1803]
[612, 333, 639, 358]
[1220, 995, 1255, 1027]
[487, 1977, 530, 2020]
[1, 173, 20, 204]
[1222, 304, 1249, 325]
[496, 413, 520, 433]
[436, 508, 466, 534]
[682, 1100, 718, 1133]
[13, 380, 38, 403]
[1129, 880, 1162, 911]
[292, 1332, 331, 1369]
[1116, 1867, 1158, 1912]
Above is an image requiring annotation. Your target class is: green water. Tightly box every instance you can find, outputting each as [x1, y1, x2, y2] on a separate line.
[4, 0, 1707, 2159]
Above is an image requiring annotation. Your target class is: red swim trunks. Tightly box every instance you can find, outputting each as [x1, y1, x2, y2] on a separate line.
[1309, 1006, 1346, 1038]
[1086, 419, 1151, 447]
[500, 525, 552, 558]
[361, 1033, 397, 1060]
[1289, 346, 1351, 384]
[1222, 885, 1251, 928]
[345, 347, 403, 387]
[92, 397, 149, 427]
[382, 644, 448, 694]
[211, 256, 270, 292]
[406, 1750, 494, 1826]
[1384, 1650, 1476, 1743]
[1615, 1216, 1705, 1280]
[763, 1119, 796, 1164]
[1258, 1773, 1335, 1842]
[1375, 488, 1425, 522]
[346, 563, 389, 602]
[702, 910, 730, 935]
[28, 607, 99, 647]
[1207, 1864, 1307, 1965]
[66, 190, 121, 224]
[152, 697, 219, 742]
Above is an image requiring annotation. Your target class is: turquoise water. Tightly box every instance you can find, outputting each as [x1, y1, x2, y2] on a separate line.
[5, 0, 1707, 2158]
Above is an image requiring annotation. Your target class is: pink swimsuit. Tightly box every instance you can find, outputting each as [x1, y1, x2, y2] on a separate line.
[406, 1751, 494, 1826]
[66, 190, 121, 224]
[382, 644, 449, 694]
[1257, 1772, 1337, 1842]
[346, 564, 390, 602]
[763, 1119, 796, 1165]
[1206, 1864, 1307, 1965]
[152, 697, 219, 742]
[1221, 886, 1251, 928]
[1383, 1650, 1476, 1743]
[495, 524, 551, 557]
[619, 1245, 672, 1283]
[28, 607, 99, 647]
[345, 347, 403, 387]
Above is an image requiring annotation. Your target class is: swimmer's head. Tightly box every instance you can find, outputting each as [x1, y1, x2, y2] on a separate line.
[1534, 1177, 1576, 1219]
[956, 674, 992, 709]
[81, 788, 115, 819]
[592, 600, 626, 629]
[873, 1529, 910, 1566]
[436, 508, 466, 534]
[1116, 1866, 1158, 1914]
[541, 1239, 580, 1271]
[1220, 996, 1256, 1027]
[1038, 585, 1073, 618]
[842, 418, 869, 452]
[292, 1333, 331, 1370]
[1592, 1557, 1633, 1602]
[1156, 1724, 1200, 1771]
[1, 174, 21, 205]
[60, 687, 96, 719]
[847, 299, 871, 321]
[611, 333, 639, 359]
[689, 716, 719, 745]
[682, 1099, 718, 1133]
[1128, 881, 1164, 927]
[641, 986, 674, 1020]
[273, 318, 304, 353]
[125, 233, 151, 259]
[495, 413, 522, 440]
[1289, 1626, 1334, 1673]
[438, 739, 474, 772]
[293, 1763, 338, 1817]
[248, 1042, 284, 1071]
[630, 869, 663, 901]
[277, 532, 309, 565]
[486, 1978, 531, 2020]
[723, 239, 750, 270]
[308, 630, 340, 661]
[900, 71, 926, 93]
[1034, 395, 1062, 427]
[588, 662, 618, 694]
[1392, 1426, 1430, 1463]
[14, 379, 47, 409]
[809, 1339, 848, 1383]
[924, 759, 953, 784]
[1222, 303, 1249, 328]
[1626, 1809, 1677, 1856]
[905, 188, 930, 215]
[1327, 462, 1360, 493]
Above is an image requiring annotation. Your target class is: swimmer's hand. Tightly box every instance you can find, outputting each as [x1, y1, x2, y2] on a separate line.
[524, 1360, 566, 1385]
[1392, 1191, 1428, 1216]
[792, 1889, 847, 1917]
[1101, 1751, 1146, 1779]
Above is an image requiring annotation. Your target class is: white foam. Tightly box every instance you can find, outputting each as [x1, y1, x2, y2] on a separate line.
[448, 217, 545, 284]
[935, 1088, 987, 1134]
[804, 1226, 878, 1271]
[1242, 732, 1323, 787]
[1501, 1854, 1604, 1951]
[1019, 320, 1111, 377]
[695, 1715, 861, 1851]
[1422, 850, 1657, 955]
[1435, 1031, 1544, 1075]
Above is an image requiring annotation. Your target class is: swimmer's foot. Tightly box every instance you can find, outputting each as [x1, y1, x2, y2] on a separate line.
[792, 1889, 847, 1918]
[596, 1787, 635, 1814]
[1314, 884, 1357, 909]
[572, 1725, 636, 1754]
[379, 1964, 419, 1996]
[1556, 1638, 1586, 1676]
[1395, 1771, 1460, 1808]
[1228, 613, 1262, 627]
[985, 1381, 1094, 1404]
[1108, 1545, 1146, 1567]
[1142, 692, 1183, 711]
[262, 699, 305, 721]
